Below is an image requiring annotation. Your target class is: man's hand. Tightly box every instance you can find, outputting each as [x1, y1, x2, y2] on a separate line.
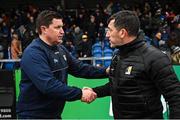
[106, 67, 110, 75]
[81, 87, 97, 104]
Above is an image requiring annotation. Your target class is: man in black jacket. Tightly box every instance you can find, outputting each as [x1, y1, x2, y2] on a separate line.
[89, 10, 180, 119]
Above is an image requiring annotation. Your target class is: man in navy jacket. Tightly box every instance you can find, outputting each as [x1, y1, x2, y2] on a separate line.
[16, 10, 108, 118]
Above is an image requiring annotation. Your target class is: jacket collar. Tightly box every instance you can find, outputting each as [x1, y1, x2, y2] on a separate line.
[116, 35, 146, 55]
[37, 38, 58, 51]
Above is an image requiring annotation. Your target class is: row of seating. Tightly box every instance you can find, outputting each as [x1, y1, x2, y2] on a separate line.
[92, 41, 113, 67]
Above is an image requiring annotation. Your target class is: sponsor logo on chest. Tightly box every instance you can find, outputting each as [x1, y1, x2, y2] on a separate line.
[125, 66, 133, 75]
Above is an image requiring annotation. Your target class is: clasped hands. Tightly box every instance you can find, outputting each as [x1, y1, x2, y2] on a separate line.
[81, 87, 96, 104]
[81, 67, 110, 104]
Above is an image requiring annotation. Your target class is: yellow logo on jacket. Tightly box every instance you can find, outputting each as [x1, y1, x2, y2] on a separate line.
[125, 66, 133, 75]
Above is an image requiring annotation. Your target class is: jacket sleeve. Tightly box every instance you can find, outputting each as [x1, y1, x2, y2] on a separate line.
[21, 48, 82, 101]
[147, 51, 180, 118]
[61, 46, 108, 79]
[92, 82, 111, 98]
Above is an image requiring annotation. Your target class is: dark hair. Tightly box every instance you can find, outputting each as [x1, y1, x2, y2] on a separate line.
[36, 10, 62, 34]
[107, 10, 140, 36]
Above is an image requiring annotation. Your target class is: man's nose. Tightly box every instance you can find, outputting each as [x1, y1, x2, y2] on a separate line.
[106, 31, 110, 38]
[60, 28, 64, 34]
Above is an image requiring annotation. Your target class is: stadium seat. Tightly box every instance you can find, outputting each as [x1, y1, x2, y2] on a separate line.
[3, 47, 15, 71]
[92, 42, 102, 51]
[4, 62, 15, 71]
[104, 60, 111, 67]
[104, 48, 113, 67]
[92, 49, 103, 66]
[104, 48, 113, 57]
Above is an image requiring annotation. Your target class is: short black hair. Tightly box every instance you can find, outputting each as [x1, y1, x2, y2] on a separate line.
[36, 10, 62, 34]
[107, 10, 140, 36]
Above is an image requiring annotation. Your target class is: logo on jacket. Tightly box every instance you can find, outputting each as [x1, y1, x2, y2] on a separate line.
[63, 55, 67, 61]
[125, 66, 133, 75]
[53, 59, 58, 63]
[54, 51, 59, 54]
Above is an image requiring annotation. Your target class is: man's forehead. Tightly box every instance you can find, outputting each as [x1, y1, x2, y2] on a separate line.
[52, 18, 63, 25]
[108, 19, 115, 27]
[52, 18, 63, 22]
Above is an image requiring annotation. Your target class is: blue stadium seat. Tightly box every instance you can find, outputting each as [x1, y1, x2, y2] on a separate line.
[104, 48, 113, 57]
[104, 60, 111, 67]
[92, 49, 103, 66]
[103, 48, 113, 67]
[4, 62, 15, 71]
[3, 48, 15, 71]
[92, 42, 102, 51]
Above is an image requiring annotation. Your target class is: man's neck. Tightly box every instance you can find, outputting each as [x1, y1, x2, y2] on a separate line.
[123, 36, 137, 45]
[39, 35, 52, 46]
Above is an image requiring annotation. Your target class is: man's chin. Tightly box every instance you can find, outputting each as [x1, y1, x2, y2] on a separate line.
[110, 44, 116, 48]
[53, 40, 62, 45]
[59, 40, 63, 44]
[57, 40, 63, 44]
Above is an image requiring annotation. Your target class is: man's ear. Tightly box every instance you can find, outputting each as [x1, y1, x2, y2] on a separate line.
[119, 28, 127, 38]
[119, 28, 128, 38]
[40, 26, 47, 34]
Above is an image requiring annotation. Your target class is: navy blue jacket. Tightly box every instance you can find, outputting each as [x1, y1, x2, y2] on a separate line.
[16, 38, 107, 118]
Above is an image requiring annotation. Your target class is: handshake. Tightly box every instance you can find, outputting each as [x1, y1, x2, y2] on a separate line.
[80, 67, 110, 103]
[81, 87, 97, 104]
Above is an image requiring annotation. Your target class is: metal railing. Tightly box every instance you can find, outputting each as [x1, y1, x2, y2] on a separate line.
[0, 57, 112, 69]
[0, 59, 21, 62]
[78, 56, 112, 66]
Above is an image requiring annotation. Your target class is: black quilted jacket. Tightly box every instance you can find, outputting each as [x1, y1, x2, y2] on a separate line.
[93, 37, 180, 119]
